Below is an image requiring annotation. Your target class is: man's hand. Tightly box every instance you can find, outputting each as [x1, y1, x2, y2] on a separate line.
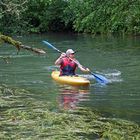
[85, 68, 90, 72]
[60, 53, 66, 59]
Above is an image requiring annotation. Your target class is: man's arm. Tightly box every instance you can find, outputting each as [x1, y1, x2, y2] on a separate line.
[55, 53, 66, 65]
[75, 60, 90, 72]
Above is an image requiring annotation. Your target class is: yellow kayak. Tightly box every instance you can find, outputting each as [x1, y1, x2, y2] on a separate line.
[51, 71, 90, 86]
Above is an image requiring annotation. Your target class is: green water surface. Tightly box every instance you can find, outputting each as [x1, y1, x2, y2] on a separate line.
[0, 33, 140, 139]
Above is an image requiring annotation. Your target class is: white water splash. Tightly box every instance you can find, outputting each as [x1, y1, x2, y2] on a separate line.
[98, 69, 123, 83]
[80, 69, 123, 84]
[44, 65, 59, 71]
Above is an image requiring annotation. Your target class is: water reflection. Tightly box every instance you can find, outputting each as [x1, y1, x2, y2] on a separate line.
[57, 85, 90, 110]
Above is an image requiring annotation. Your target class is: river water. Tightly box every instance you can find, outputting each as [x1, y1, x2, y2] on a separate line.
[0, 33, 140, 124]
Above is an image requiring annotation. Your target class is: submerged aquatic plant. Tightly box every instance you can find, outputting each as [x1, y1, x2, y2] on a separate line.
[0, 84, 140, 139]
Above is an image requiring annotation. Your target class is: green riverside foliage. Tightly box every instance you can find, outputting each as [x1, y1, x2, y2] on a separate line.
[66, 0, 140, 35]
[24, 0, 69, 32]
[0, 0, 28, 34]
[0, 0, 140, 34]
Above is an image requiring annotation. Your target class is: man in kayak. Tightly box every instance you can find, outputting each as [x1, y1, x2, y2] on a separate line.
[55, 49, 89, 76]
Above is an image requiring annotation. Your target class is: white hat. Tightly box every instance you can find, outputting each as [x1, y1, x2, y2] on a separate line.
[66, 49, 75, 56]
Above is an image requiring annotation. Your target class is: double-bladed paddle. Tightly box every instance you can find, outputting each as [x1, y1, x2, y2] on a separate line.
[42, 40, 109, 84]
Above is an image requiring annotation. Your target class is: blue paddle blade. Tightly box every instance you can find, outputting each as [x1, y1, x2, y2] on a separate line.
[90, 72, 109, 84]
[42, 40, 61, 53]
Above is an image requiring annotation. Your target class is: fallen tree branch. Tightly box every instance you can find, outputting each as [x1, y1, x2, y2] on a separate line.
[0, 34, 46, 54]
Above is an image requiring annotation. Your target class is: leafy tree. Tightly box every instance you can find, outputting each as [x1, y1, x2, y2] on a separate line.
[24, 0, 68, 33]
[65, 0, 140, 35]
[0, 0, 140, 35]
[0, 0, 28, 34]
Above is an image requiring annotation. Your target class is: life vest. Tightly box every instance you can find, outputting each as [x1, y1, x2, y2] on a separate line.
[60, 57, 77, 76]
